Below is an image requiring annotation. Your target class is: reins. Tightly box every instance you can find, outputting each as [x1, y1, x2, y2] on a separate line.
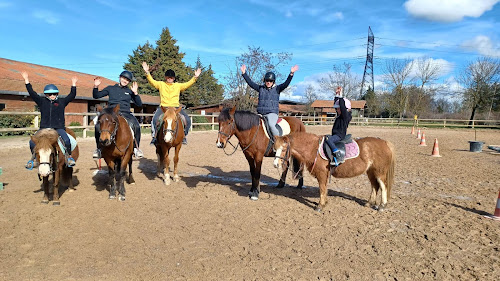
[99, 113, 131, 154]
[219, 116, 260, 156]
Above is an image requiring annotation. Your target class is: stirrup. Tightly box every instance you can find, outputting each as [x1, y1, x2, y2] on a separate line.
[93, 149, 101, 159]
[25, 160, 35, 170]
[66, 156, 76, 167]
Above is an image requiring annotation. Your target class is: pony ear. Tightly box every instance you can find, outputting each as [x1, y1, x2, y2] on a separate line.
[96, 105, 103, 112]
[113, 104, 120, 113]
[30, 135, 37, 143]
[161, 106, 167, 113]
[230, 105, 236, 115]
[175, 107, 182, 114]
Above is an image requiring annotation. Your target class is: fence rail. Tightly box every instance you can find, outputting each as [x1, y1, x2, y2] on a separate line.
[1, 111, 499, 137]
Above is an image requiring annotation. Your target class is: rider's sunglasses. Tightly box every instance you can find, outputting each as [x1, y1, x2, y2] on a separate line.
[265, 80, 274, 83]
[46, 93, 58, 96]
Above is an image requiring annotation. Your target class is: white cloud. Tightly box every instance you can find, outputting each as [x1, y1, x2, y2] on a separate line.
[462, 35, 500, 57]
[404, 0, 500, 22]
[409, 58, 454, 78]
[321, 12, 343, 23]
[33, 10, 60, 25]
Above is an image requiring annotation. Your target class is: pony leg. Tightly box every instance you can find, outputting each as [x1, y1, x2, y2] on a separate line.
[366, 172, 381, 209]
[117, 162, 127, 201]
[41, 176, 50, 204]
[172, 145, 181, 182]
[243, 153, 259, 200]
[293, 157, 304, 189]
[108, 162, 117, 200]
[316, 175, 329, 212]
[67, 167, 76, 192]
[127, 157, 135, 185]
[156, 149, 163, 179]
[163, 149, 171, 185]
[250, 158, 263, 201]
[377, 178, 388, 211]
[52, 169, 61, 206]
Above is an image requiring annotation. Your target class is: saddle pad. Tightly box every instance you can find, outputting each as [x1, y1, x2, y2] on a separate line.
[261, 118, 291, 139]
[57, 134, 78, 154]
[319, 137, 360, 161]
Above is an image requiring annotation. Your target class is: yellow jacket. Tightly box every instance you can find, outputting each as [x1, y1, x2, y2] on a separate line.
[146, 74, 197, 107]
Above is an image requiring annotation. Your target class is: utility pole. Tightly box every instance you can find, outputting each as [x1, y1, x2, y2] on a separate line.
[360, 26, 375, 97]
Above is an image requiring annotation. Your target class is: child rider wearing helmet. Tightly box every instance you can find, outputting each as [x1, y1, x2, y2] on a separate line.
[240, 64, 299, 141]
[21, 71, 78, 168]
[325, 86, 352, 165]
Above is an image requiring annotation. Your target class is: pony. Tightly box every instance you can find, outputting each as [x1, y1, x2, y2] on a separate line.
[96, 104, 135, 201]
[30, 128, 80, 205]
[273, 132, 395, 212]
[216, 106, 306, 200]
[155, 106, 185, 185]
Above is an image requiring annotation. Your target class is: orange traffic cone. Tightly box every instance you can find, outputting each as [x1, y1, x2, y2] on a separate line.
[411, 126, 415, 135]
[416, 129, 421, 139]
[419, 132, 427, 146]
[431, 138, 441, 157]
[484, 190, 500, 221]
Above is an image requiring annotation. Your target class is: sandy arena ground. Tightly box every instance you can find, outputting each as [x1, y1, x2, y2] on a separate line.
[0, 126, 499, 280]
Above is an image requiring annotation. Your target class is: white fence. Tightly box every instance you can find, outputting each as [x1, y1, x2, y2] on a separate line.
[1, 111, 499, 137]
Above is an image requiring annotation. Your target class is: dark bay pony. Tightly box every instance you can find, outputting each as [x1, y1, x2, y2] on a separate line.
[96, 104, 135, 201]
[274, 132, 395, 212]
[216, 106, 306, 200]
[30, 128, 80, 205]
[156, 106, 185, 185]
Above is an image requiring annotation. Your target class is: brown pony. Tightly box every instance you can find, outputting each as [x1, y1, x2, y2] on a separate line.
[273, 132, 395, 212]
[216, 106, 306, 200]
[96, 104, 135, 201]
[155, 106, 185, 185]
[30, 128, 80, 205]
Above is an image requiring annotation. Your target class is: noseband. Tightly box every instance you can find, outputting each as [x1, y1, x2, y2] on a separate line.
[99, 114, 119, 143]
[163, 114, 180, 141]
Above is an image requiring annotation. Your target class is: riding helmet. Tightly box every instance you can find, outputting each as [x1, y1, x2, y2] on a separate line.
[263, 72, 276, 82]
[119, 70, 134, 81]
[165, 69, 176, 78]
[43, 84, 59, 94]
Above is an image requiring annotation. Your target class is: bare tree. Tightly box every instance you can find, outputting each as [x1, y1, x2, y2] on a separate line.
[224, 46, 292, 110]
[319, 63, 361, 100]
[458, 57, 500, 124]
[382, 58, 414, 119]
[302, 85, 318, 114]
[411, 57, 443, 115]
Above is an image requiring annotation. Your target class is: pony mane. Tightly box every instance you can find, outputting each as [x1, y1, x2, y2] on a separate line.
[289, 132, 321, 171]
[219, 108, 260, 131]
[35, 129, 59, 149]
[100, 106, 119, 122]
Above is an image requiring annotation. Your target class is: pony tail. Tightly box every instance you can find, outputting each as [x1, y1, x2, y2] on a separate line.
[386, 141, 395, 199]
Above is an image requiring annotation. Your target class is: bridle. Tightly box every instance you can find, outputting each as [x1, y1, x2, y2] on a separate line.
[37, 146, 58, 180]
[162, 113, 180, 142]
[218, 116, 260, 156]
[98, 113, 130, 153]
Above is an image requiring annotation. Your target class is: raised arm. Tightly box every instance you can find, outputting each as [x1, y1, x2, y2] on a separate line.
[62, 76, 77, 104]
[92, 77, 110, 99]
[21, 71, 42, 105]
[142, 61, 161, 89]
[240, 64, 260, 91]
[277, 65, 299, 92]
[178, 68, 202, 91]
[130, 81, 142, 107]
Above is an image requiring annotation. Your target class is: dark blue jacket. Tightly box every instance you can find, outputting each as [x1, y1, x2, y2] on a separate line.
[26, 83, 76, 129]
[242, 72, 294, 114]
[331, 97, 352, 139]
[93, 84, 142, 114]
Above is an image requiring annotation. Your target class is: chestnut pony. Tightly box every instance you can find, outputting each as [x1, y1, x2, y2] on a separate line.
[30, 128, 79, 205]
[155, 106, 185, 185]
[96, 104, 135, 201]
[274, 132, 395, 212]
[216, 106, 306, 200]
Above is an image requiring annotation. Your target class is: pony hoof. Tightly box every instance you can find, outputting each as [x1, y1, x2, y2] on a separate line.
[68, 188, 75, 192]
[41, 200, 49, 204]
[250, 196, 259, 201]
[315, 207, 322, 212]
[378, 204, 386, 212]
[173, 176, 180, 182]
[53, 201, 60, 206]
[109, 195, 116, 200]
[118, 196, 125, 202]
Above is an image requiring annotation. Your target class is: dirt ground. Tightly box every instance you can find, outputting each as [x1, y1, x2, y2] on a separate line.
[0, 126, 499, 281]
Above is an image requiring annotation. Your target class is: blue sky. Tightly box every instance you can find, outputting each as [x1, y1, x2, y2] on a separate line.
[1, 0, 499, 101]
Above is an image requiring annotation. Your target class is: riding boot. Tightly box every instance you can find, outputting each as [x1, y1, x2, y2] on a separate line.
[65, 153, 76, 167]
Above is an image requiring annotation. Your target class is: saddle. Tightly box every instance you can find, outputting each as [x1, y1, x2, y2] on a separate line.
[155, 113, 186, 139]
[321, 134, 360, 166]
[57, 135, 78, 155]
[260, 116, 291, 155]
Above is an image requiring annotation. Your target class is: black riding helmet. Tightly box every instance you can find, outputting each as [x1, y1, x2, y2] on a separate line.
[263, 71, 276, 82]
[165, 69, 176, 79]
[119, 70, 134, 81]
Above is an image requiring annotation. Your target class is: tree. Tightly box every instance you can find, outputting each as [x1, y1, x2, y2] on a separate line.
[319, 62, 360, 100]
[382, 58, 414, 119]
[224, 46, 292, 110]
[362, 86, 380, 117]
[302, 85, 318, 114]
[185, 56, 224, 107]
[124, 27, 223, 108]
[458, 57, 500, 123]
[411, 58, 443, 116]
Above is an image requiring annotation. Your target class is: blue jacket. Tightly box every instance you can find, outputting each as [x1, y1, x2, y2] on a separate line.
[93, 84, 142, 114]
[26, 83, 76, 129]
[242, 72, 294, 114]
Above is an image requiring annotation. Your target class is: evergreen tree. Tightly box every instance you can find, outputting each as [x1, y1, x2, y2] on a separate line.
[124, 27, 224, 108]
